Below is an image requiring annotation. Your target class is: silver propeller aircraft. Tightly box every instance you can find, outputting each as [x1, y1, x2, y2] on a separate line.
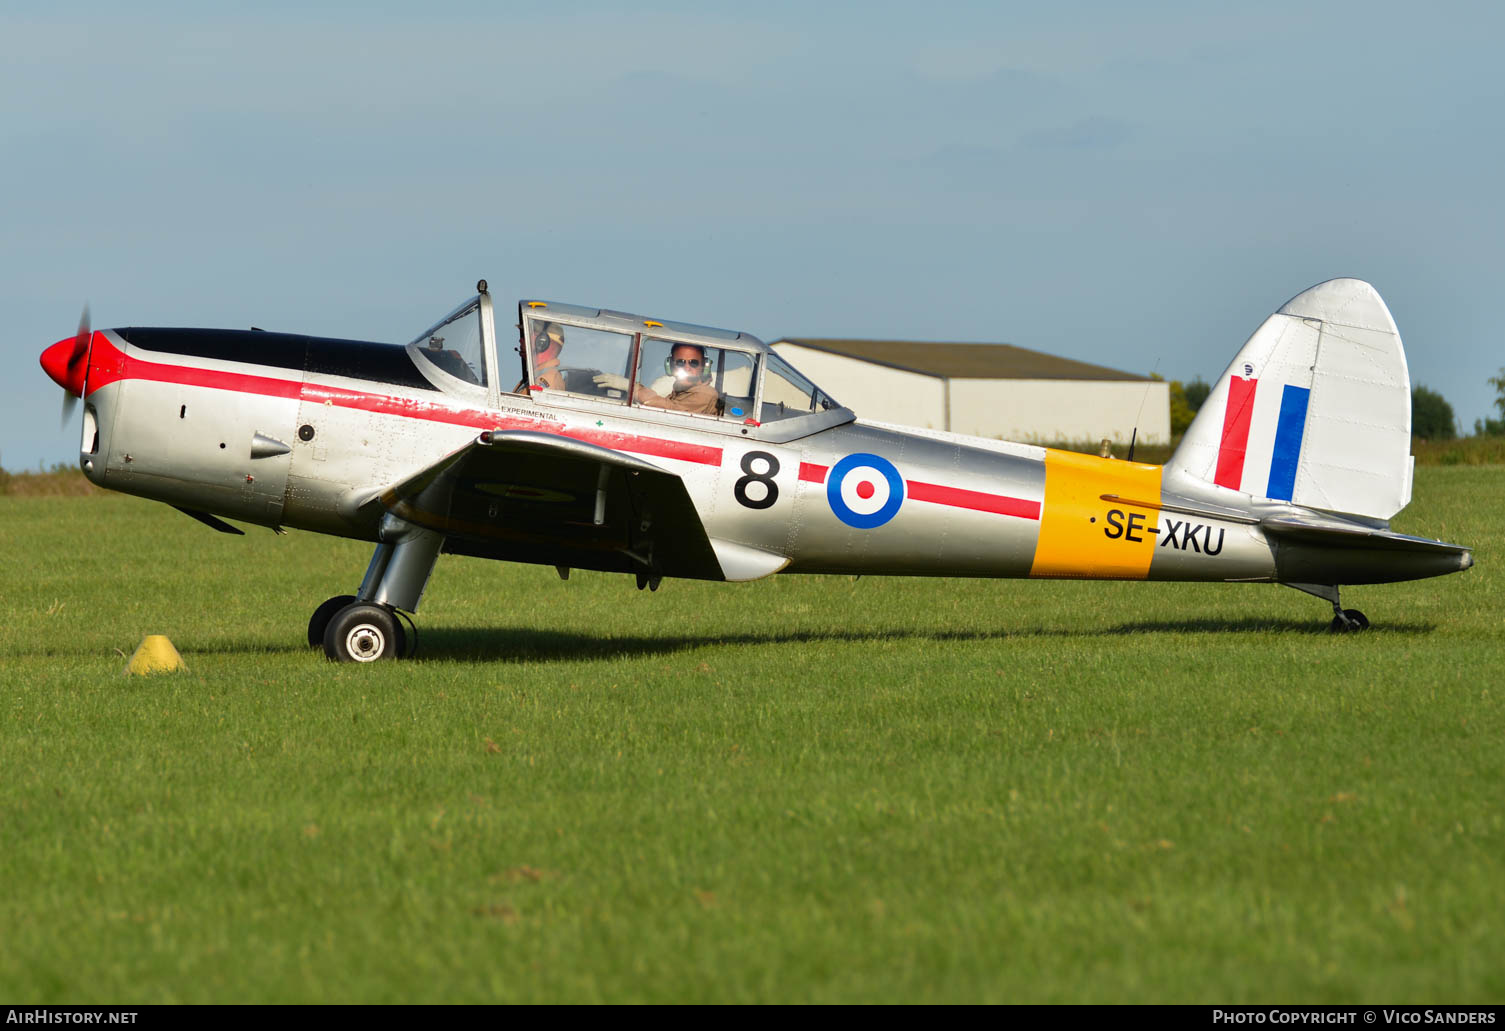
[40, 278, 1472, 660]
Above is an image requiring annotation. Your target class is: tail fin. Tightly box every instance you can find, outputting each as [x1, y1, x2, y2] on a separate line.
[1166, 279, 1413, 521]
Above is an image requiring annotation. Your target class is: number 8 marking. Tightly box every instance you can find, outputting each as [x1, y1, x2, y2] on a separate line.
[734, 451, 780, 510]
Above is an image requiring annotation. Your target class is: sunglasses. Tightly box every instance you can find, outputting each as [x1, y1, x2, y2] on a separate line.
[672, 357, 702, 368]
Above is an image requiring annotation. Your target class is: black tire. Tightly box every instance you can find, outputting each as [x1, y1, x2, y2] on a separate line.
[323, 603, 402, 662]
[1328, 609, 1370, 633]
[308, 595, 358, 648]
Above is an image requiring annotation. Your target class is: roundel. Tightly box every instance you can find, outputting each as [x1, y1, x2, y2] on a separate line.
[827, 453, 905, 529]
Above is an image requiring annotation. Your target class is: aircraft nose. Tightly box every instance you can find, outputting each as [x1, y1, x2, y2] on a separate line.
[41, 335, 87, 396]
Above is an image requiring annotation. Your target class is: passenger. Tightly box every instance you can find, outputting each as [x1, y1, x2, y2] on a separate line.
[531, 323, 566, 391]
[596, 343, 719, 415]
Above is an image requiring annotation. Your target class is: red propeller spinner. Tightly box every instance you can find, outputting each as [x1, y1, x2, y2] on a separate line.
[41, 306, 94, 426]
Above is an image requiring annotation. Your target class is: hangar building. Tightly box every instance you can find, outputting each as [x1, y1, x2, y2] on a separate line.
[771, 337, 1171, 445]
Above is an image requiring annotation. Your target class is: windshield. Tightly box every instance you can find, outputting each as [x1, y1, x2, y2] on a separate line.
[761, 352, 838, 422]
[409, 298, 487, 387]
[635, 337, 761, 421]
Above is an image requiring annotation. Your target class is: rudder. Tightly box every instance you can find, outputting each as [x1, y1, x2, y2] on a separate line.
[1166, 279, 1413, 521]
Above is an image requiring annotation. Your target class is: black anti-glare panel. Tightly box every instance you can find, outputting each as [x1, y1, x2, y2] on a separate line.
[305, 336, 438, 391]
[117, 328, 438, 392]
[119, 328, 306, 371]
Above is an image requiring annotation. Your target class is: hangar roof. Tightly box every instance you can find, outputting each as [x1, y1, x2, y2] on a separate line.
[773, 337, 1151, 382]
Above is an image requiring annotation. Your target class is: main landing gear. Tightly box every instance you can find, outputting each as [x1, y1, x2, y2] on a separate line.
[311, 515, 442, 662]
[1284, 582, 1369, 633]
[1329, 607, 1369, 634]
[322, 603, 408, 662]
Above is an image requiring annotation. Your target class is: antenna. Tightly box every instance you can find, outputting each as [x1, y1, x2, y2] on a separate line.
[1128, 358, 1160, 463]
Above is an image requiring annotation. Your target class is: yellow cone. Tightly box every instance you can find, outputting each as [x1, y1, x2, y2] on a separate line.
[124, 635, 187, 676]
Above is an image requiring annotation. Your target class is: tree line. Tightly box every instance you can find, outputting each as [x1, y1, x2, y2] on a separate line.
[1162, 370, 1505, 441]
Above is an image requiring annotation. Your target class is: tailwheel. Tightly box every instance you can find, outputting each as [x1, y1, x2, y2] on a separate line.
[1328, 608, 1370, 633]
[308, 595, 358, 648]
[323, 603, 406, 662]
[1286, 584, 1371, 634]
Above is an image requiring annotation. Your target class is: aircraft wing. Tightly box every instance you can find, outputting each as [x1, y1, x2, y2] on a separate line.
[368, 430, 725, 580]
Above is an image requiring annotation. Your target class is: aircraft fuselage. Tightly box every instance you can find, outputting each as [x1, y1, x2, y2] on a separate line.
[40, 280, 1471, 658]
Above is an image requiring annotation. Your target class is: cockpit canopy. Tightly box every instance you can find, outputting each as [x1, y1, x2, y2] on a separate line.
[403, 293, 847, 437]
[515, 301, 840, 425]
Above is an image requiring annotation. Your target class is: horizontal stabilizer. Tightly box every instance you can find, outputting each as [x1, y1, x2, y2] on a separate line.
[1262, 513, 1472, 560]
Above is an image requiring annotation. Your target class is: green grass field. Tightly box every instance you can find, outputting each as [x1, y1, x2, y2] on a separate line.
[1, 466, 1500, 1003]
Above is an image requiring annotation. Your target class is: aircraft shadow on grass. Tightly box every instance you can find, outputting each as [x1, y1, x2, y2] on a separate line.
[394, 617, 1438, 663]
[1106, 616, 1436, 636]
[18, 617, 1433, 662]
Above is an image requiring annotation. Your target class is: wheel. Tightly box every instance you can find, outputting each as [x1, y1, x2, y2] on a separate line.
[323, 603, 403, 662]
[308, 595, 358, 648]
[1328, 609, 1370, 633]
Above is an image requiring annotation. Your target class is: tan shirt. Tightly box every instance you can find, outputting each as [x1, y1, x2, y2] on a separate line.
[533, 357, 565, 391]
[637, 380, 720, 415]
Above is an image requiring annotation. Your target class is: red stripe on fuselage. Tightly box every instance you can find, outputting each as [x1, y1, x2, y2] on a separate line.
[905, 480, 1040, 520]
[1214, 376, 1258, 490]
[87, 334, 723, 467]
[88, 335, 302, 401]
[798, 460, 1038, 521]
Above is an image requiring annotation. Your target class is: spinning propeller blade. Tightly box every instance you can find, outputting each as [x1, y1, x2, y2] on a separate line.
[42, 304, 91, 428]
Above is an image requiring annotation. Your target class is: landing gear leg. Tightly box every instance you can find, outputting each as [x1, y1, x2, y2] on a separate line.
[320, 515, 443, 662]
[1283, 582, 1368, 633]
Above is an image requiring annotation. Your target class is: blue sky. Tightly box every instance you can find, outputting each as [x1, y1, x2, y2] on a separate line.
[5, 1, 1503, 469]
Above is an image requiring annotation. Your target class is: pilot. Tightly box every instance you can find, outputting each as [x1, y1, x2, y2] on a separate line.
[531, 322, 566, 391]
[596, 343, 719, 415]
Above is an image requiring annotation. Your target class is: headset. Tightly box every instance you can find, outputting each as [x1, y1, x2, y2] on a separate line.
[663, 344, 712, 382]
[534, 322, 564, 366]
